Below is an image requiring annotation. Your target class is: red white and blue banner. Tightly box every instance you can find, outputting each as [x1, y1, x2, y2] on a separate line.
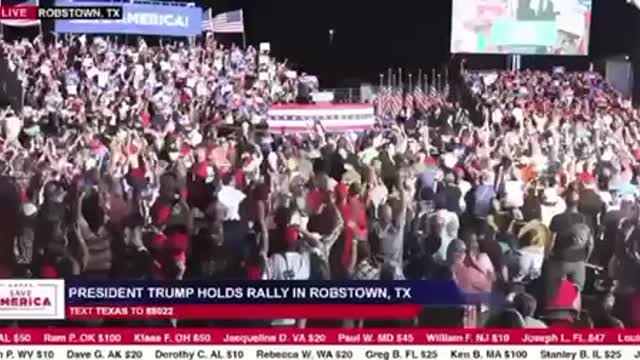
[267, 104, 375, 133]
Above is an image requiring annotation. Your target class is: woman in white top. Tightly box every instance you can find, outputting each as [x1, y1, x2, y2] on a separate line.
[507, 219, 548, 284]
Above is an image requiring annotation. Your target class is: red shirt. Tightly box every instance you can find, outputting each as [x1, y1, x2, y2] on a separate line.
[547, 278, 580, 312]
[151, 202, 189, 279]
[349, 196, 367, 240]
[339, 201, 353, 269]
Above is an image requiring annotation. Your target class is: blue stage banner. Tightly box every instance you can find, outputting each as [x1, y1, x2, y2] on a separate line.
[54, 1, 203, 36]
[65, 280, 498, 306]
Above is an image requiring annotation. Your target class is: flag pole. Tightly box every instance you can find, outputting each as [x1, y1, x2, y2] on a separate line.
[424, 74, 428, 94]
[445, 67, 449, 91]
[241, 10, 246, 49]
[0, 0, 3, 40]
[37, 0, 42, 38]
[387, 68, 392, 88]
[208, 8, 214, 42]
[418, 69, 422, 90]
[431, 69, 436, 90]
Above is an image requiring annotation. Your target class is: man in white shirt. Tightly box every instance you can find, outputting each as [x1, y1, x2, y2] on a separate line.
[218, 173, 248, 259]
[265, 227, 311, 281]
[2, 108, 22, 145]
[218, 178, 246, 221]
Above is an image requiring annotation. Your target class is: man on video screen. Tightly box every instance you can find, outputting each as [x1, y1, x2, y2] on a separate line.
[517, 0, 557, 21]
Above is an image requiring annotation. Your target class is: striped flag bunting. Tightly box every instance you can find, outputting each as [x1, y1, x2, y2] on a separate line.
[1, 0, 40, 27]
[267, 104, 375, 133]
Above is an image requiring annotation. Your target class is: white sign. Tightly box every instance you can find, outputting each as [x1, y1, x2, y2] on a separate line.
[311, 91, 335, 103]
[285, 70, 297, 79]
[0, 280, 65, 320]
[259, 55, 270, 66]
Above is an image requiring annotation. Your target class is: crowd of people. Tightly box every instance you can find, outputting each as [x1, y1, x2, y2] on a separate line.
[0, 33, 639, 329]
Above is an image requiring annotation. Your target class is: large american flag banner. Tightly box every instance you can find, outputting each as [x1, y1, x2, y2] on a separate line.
[203, 9, 245, 33]
[267, 104, 375, 133]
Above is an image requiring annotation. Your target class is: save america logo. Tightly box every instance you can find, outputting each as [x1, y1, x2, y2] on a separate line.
[0, 280, 64, 319]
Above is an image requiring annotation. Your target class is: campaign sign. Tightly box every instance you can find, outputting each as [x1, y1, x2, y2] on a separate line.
[0, 279, 65, 320]
[54, 1, 203, 36]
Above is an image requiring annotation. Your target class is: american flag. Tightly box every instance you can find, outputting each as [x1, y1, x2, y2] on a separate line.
[376, 87, 391, 114]
[403, 90, 414, 110]
[203, 9, 245, 33]
[413, 86, 427, 111]
[443, 82, 451, 98]
[430, 84, 438, 98]
[202, 8, 212, 32]
[390, 88, 403, 115]
[0, 0, 40, 27]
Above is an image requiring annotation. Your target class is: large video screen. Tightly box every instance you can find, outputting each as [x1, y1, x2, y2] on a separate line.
[451, 0, 592, 55]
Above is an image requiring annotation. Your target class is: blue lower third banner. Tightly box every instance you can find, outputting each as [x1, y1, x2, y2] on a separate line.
[54, 1, 203, 36]
[62, 281, 495, 320]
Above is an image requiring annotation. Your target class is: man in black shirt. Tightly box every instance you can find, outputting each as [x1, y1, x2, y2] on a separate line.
[547, 190, 593, 291]
[438, 172, 462, 215]
[578, 177, 606, 241]
[601, 196, 635, 267]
